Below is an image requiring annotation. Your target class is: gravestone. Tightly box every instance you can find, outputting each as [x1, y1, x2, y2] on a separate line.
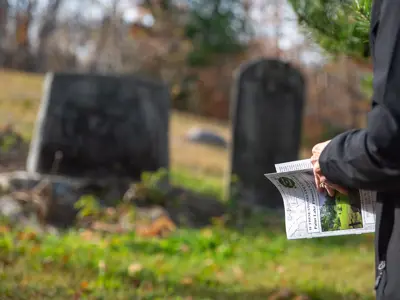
[226, 58, 305, 209]
[27, 72, 170, 180]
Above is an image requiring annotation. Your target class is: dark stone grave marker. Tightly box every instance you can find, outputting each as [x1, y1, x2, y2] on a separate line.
[226, 58, 305, 209]
[27, 72, 170, 180]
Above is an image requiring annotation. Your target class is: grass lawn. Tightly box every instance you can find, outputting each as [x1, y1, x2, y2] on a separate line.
[0, 69, 377, 299]
[0, 216, 376, 300]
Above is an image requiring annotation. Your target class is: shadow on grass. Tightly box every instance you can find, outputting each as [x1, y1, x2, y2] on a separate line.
[0, 280, 375, 300]
[162, 283, 375, 300]
[222, 210, 375, 249]
[118, 228, 374, 258]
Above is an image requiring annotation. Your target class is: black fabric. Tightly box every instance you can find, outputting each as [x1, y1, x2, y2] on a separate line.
[318, 0, 400, 299]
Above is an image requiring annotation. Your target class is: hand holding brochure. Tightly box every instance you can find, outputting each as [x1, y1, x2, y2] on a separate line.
[265, 159, 376, 239]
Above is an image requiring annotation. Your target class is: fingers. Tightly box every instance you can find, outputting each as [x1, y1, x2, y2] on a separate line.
[312, 161, 323, 193]
[312, 140, 331, 156]
[325, 185, 336, 197]
[310, 140, 346, 196]
[328, 183, 349, 195]
[310, 155, 318, 165]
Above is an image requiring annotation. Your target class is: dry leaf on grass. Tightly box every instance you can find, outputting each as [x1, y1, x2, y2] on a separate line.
[17, 231, 37, 241]
[135, 216, 176, 238]
[98, 260, 106, 271]
[79, 230, 95, 240]
[91, 222, 127, 233]
[180, 244, 190, 253]
[79, 281, 89, 291]
[200, 228, 213, 238]
[31, 245, 41, 254]
[180, 277, 193, 285]
[232, 265, 244, 279]
[128, 263, 143, 276]
[0, 225, 10, 233]
[276, 265, 285, 274]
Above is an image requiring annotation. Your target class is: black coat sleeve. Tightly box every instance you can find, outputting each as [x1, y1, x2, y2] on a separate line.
[319, 0, 400, 192]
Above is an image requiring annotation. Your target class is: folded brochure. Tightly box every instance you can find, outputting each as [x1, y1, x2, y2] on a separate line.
[264, 159, 376, 239]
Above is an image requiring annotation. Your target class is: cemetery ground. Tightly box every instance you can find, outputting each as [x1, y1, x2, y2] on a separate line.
[0, 69, 376, 300]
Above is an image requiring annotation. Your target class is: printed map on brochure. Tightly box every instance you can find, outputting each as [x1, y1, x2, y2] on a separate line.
[264, 159, 376, 239]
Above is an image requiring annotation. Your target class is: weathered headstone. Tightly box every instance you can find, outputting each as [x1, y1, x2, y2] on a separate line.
[226, 58, 305, 209]
[27, 72, 170, 180]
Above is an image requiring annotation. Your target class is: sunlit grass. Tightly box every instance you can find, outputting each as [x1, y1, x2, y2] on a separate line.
[0, 219, 375, 300]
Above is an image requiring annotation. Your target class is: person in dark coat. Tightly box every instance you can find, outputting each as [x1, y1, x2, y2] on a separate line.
[310, 0, 400, 299]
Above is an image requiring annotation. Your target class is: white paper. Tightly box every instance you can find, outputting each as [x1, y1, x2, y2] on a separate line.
[265, 159, 376, 239]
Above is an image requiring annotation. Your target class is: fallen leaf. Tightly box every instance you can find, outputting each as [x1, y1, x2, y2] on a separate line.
[232, 266, 243, 279]
[62, 255, 70, 265]
[80, 281, 89, 292]
[276, 265, 285, 274]
[216, 271, 225, 281]
[79, 230, 94, 240]
[200, 228, 213, 238]
[0, 225, 10, 233]
[135, 216, 176, 238]
[128, 263, 143, 276]
[204, 258, 214, 266]
[17, 231, 37, 241]
[180, 277, 193, 285]
[31, 245, 41, 254]
[98, 260, 106, 271]
[91, 222, 125, 233]
[105, 207, 116, 217]
[180, 244, 190, 253]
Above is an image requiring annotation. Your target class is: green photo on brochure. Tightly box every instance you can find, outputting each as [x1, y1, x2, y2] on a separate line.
[319, 190, 363, 232]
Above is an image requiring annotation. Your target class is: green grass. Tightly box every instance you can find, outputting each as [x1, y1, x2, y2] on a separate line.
[0, 219, 375, 300]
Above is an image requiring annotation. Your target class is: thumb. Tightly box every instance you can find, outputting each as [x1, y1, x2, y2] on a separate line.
[328, 183, 348, 195]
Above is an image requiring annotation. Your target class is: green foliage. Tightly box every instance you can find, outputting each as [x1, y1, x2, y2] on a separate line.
[134, 168, 169, 205]
[0, 133, 19, 153]
[185, 0, 251, 66]
[289, 0, 372, 60]
[74, 195, 101, 219]
[320, 196, 338, 232]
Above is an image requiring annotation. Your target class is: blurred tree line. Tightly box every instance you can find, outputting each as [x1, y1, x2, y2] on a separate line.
[0, 0, 373, 135]
[0, 0, 315, 119]
[0, 0, 251, 71]
[0, 0, 259, 118]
